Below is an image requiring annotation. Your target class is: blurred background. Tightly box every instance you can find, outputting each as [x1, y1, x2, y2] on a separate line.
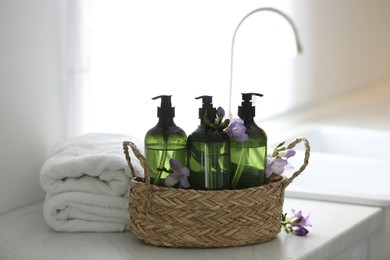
[1, 0, 389, 213]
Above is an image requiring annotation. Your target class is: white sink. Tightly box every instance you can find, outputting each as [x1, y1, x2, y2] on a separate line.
[270, 124, 390, 207]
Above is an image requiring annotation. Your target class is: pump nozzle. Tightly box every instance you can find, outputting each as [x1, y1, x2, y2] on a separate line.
[195, 95, 213, 108]
[195, 95, 216, 122]
[242, 93, 263, 102]
[238, 93, 263, 118]
[152, 95, 175, 119]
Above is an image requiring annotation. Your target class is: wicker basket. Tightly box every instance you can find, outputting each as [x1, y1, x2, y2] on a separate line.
[123, 137, 310, 248]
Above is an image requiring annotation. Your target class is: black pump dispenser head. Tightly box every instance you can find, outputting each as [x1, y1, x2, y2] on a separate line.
[152, 95, 175, 119]
[238, 93, 263, 118]
[195, 95, 216, 123]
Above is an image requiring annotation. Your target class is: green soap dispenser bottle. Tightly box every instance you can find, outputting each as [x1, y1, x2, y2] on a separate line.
[230, 93, 267, 189]
[144, 95, 187, 186]
[187, 95, 230, 190]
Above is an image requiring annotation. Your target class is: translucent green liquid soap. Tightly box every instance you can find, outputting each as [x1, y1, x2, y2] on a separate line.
[144, 95, 187, 186]
[187, 96, 231, 190]
[230, 93, 267, 189]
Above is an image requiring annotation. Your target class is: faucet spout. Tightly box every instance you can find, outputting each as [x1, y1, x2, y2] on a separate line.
[228, 7, 302, 119]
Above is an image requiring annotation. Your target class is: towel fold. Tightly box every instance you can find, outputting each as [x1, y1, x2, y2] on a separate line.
[40, 133, 143, 232]
[43, 192, 130, 232]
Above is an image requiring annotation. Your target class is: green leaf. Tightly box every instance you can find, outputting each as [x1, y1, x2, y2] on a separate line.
[203, 111, 217, 128]
[275, 141, 285, 149]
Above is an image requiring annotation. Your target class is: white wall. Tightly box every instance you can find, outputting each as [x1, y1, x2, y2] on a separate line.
[287, 0, 390, 113]
[0, 0, 66, 213]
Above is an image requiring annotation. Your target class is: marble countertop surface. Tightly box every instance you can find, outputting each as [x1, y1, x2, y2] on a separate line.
[0, 198, 382, 260]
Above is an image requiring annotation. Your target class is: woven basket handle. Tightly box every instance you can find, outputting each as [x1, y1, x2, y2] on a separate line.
[284, 137, 310, 187]
[123, 141, 150, 182]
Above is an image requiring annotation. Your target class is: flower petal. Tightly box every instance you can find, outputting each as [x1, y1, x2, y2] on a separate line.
[216, 106, 225, 118]
[292, 209, 312, 227]
[284, 162, 295, 171]
[285, 149, 296, 158]
[265, 167, 274, 178]
[179, 175, 190, 188]
[164, 174, 180, 187]
[234, 133, 249, 142]
[293, 226, 309, 236]
[227, 118, 248, 143]
[270, 157, 288, 175]
[169, 158, 181, 171]
[180, 167, 190, 176]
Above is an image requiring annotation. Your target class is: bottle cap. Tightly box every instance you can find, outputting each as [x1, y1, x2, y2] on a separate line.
[152, 95, 175, 119]
[238, 93, 263, 118]
[195, 95, 216, 123]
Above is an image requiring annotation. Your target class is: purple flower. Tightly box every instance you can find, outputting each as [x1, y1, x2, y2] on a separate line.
[266, 143, 296, 178]
[291, 209, 312, 228]
[265, 157, 288, 178]
[216, 106, 225, 119]
[169, 158, 181, 171]
[226, 118, 249, 142]
[282, 149, 296, 158]
[164, 159, 190, 188]
[292, 226, 309, 236]
[281, 209, 312, 236]
[215, 107, 226, 126]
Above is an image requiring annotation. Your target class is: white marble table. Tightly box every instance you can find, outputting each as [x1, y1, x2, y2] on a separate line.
[0, 198, 382, 260]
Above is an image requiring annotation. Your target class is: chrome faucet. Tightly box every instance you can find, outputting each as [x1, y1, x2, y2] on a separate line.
[228, 7, 303, 119]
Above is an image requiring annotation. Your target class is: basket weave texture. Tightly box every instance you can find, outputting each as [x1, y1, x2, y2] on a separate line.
[123, 137, 310, 248]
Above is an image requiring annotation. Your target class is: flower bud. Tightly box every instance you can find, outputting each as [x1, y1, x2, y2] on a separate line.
[216, 106, 225, 119]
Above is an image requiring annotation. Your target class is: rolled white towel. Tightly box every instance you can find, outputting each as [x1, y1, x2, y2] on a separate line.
[43, 192, 130, 232]
[40, 133, 143, 196]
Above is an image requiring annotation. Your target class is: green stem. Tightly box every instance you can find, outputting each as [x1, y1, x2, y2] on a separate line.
[204, 143, 213, 189]
[231, 143, 246, 189]
[154, 136, 168, 185]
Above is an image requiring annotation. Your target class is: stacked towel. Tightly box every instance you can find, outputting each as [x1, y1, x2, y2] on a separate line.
[40, 133, 143, 232]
